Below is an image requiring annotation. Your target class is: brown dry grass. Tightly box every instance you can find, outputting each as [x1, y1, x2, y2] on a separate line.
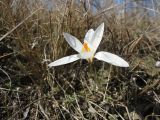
[0, 0, 160, 119]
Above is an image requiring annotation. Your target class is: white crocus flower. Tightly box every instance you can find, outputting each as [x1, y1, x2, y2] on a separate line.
[48, 23, 129, 67]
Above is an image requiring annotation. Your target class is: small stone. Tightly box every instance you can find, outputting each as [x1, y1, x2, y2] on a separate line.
[155, 61, 160, 68]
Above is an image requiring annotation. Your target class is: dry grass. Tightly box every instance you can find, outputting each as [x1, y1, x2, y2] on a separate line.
[0, 0, 160, 119]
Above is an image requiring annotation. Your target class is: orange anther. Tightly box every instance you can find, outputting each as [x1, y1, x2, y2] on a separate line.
[82, 42, 91, 52]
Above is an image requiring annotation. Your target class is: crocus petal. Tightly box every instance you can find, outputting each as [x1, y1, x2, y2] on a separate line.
[94, 51, 129, 67]
[63, 33, 83, 52]
[90, 23, 104, 52]
[84, 29, 94, 43]
[79, 51, 94, 59]
[48, 54, 80, 67]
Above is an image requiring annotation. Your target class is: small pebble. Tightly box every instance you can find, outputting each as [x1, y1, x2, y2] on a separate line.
[155, 61, 160, 68]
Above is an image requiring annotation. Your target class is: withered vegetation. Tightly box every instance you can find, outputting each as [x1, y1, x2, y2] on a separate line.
[0, 0, 160, 119]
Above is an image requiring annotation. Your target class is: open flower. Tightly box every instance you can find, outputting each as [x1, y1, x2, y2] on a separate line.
[48, 23, 129, 67]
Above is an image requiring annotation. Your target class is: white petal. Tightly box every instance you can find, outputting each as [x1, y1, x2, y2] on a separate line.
[79, 51, 94, 59]
[48, 54, 80, 67]
[63, 33, 83, 52]
[90, 23, 104, 52]
[84, 29, 94, 43]
[94, 51, 129, 67]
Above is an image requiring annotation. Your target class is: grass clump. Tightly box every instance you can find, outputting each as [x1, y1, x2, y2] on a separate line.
[0, 0, 160, 119]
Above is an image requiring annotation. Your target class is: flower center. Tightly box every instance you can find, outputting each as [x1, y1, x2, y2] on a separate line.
[82, 42, 91, 52]
[81, 42, 93, 63]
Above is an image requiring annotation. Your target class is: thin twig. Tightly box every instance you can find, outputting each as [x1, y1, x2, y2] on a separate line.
[0, 8, 42, 41]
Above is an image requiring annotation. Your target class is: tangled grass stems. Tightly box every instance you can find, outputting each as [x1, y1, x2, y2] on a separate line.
[0, 0, 160, 119]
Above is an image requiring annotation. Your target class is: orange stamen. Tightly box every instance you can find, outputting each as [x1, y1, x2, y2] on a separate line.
[82, 42, 93, 63]
[82, 42, 91, 52]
